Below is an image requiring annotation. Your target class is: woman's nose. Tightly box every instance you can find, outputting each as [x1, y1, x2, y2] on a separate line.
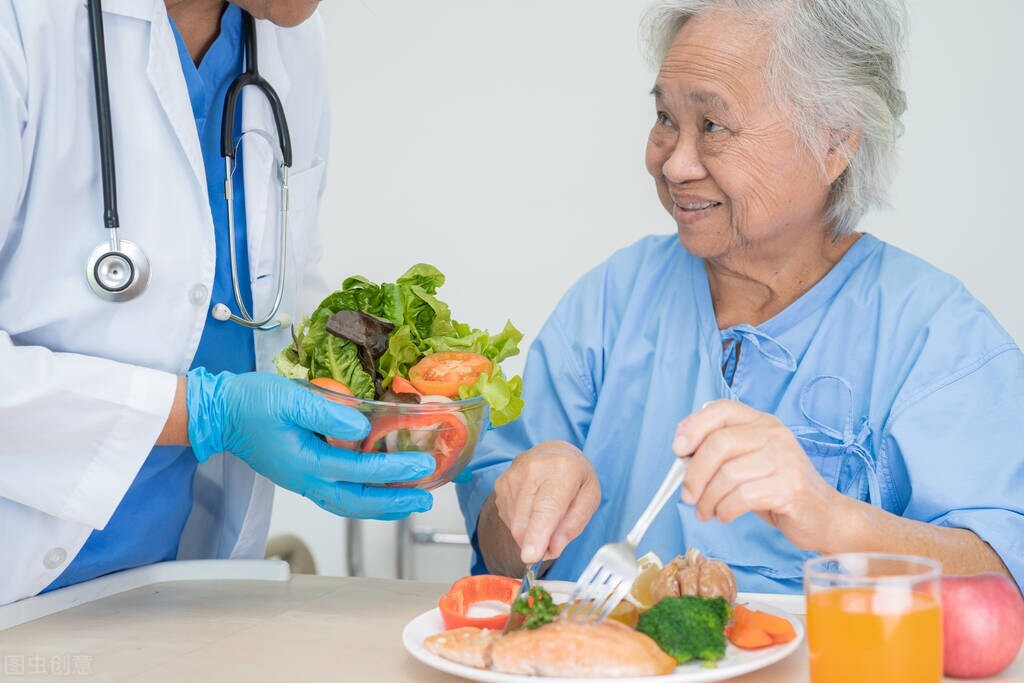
[662, 133, 708, 184]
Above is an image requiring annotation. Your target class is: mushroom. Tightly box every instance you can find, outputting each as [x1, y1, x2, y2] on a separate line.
[648, 547, 738, 605]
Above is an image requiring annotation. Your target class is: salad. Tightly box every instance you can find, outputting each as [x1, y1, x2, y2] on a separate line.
[274, 264, 524, 427]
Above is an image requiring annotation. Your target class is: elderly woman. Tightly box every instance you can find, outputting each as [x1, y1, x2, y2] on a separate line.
[456, 0, 1023, 594]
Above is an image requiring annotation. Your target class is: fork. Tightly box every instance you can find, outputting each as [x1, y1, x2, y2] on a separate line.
[562, 456, 690, 621]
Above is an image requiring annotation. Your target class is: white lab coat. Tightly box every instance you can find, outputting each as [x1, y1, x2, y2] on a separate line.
[0, 0, 330, 605]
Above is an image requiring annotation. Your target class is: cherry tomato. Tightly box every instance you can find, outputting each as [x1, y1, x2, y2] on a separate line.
[361, 412, 468, 487]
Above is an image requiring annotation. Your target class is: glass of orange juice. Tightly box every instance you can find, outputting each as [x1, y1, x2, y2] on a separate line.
[804, 553, 942, 683]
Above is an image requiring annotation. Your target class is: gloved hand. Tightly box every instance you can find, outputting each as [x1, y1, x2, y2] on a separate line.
[186, 369, 434, 520]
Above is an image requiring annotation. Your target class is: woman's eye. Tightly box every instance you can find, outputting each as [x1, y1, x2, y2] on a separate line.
[704, 118, 726, 134]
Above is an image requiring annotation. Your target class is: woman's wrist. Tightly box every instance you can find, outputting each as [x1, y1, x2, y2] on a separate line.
[818, 494, 875, 555]
[155, 375, 190, 447]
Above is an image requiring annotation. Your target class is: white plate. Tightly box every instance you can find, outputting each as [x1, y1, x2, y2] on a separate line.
[402, 582, 804, 683]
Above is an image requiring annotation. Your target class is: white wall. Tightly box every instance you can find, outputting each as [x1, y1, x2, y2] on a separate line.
[268, 0, 1024, 582]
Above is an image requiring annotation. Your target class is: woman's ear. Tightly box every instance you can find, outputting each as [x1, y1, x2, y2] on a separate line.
[824, 128, 861, 184]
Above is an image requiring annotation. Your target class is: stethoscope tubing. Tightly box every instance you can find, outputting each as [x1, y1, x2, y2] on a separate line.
[86, 0, 119, 234]
[85, 0, 292, 329]
[221, 11, 293, 168]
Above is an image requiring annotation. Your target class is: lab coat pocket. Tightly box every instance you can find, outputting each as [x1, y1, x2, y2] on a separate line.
[676, 502, 817, 581]
[250, 158, 325, 289]
[264, 159, 326, 316]
[287, 159, 327, 214]
[283, 159, 327, 268]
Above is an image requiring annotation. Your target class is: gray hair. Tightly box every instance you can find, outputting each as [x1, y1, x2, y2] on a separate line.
[641, 0, 908, 236]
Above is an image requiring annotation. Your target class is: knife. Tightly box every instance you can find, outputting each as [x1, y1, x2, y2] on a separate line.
[502, 558, 543, 634]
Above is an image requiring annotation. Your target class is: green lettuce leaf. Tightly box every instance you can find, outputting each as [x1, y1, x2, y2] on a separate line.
[459, 371, 524, 427]
[403, 284, 455, 339]
[378, 324, 423, 389]
[396, 263, 445, 294]
[379, 282, 405, 326]
[424, 320, 523, 365]
[484, 320, 524, 364]
[276, 263, 525, 424]
[308, 334, 375, 399]
[273, 346, 309, 380]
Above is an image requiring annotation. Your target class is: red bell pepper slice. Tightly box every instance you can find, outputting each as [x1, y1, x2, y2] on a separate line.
[362, 412, 468, 486]
[389, 376, 421, 396]
[438, 575, 521, 631]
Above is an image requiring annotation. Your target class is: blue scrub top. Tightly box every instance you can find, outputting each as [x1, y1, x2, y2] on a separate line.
[457, 233, 1024, 594]
[46, 5, 255, 592]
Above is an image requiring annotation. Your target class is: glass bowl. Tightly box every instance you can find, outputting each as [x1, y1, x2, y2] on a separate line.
[300, 379, 489, 490]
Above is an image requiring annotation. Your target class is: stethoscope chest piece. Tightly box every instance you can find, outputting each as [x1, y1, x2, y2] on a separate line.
[86, 239, 150, 302]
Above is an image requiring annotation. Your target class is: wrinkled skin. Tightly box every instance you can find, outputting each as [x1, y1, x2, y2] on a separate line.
[493, 441, 601, 564]
[645, 8, 854, 271]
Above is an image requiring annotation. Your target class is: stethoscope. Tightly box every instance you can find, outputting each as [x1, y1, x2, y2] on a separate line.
[85, 0, 292, 330]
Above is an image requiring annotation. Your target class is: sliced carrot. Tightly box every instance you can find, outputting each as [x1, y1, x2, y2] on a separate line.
[726, 621, 774, 649]
[733, 604, 797, 644]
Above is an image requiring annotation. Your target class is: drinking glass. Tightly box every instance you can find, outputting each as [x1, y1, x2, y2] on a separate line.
[804, 553, 942, 683]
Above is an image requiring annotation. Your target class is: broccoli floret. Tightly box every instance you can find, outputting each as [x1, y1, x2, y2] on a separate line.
[704, 595, 732, 627]
[636, 595, 732, 665]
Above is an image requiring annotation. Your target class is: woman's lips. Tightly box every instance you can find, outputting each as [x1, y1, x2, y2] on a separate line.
[672, 196, 722, 224]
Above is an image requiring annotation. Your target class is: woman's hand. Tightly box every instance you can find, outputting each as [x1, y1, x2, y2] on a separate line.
[673, 400, 846, 552]
[493, 440, 601, 565]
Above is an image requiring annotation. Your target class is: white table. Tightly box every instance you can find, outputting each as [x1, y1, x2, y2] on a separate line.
[1, 563, 1021, 683]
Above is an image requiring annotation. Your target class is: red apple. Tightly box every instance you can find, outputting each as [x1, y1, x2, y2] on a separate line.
[941, 573, 1024, 678]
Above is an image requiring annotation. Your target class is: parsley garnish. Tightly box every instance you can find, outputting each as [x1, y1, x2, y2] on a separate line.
[511, 585, 559, 630]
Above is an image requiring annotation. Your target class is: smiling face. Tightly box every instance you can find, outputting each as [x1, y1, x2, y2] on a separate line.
[645, 10, 844, 262]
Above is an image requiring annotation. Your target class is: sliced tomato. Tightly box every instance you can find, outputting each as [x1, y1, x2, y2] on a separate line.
[310, 376, 354, 396]
[390, 376, 421, 396]
[309, 377, 359, 450]
[362, 411, 469, 487]
[408, 352, 492, 398]
[438, 575, 521, 631]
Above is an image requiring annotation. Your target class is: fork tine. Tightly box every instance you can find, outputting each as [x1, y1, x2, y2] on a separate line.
[582, 578, 622, 620]
[595, 580, 634, 621]
[564, 560, 603, 617]
[566, 566, 610, 619]
[573, 568, 614, 618]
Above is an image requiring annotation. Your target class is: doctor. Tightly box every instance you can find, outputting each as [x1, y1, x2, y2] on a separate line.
[0, 0, 434, 605]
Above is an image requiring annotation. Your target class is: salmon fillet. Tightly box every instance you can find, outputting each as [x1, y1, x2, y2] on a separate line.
[423, 627, 500, 669]
[490, 619, 676, 677]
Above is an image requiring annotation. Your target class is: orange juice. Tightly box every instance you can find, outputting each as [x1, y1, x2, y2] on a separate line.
[807, 587, 941, 683]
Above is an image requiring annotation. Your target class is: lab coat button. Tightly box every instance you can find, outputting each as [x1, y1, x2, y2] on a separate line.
[189, 284, 209, 306]
[43, 547, 67, 569]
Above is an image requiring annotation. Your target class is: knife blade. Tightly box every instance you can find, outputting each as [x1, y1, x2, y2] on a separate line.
[502, 558, 543, 634]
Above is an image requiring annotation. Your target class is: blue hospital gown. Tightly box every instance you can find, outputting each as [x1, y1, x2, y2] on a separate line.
[457, 233, 1024, 594]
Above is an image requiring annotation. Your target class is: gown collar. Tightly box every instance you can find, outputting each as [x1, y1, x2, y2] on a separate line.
[691, 233, 881, 372]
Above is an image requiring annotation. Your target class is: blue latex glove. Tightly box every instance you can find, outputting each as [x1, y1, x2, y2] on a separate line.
[186, 369, 434, 520]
